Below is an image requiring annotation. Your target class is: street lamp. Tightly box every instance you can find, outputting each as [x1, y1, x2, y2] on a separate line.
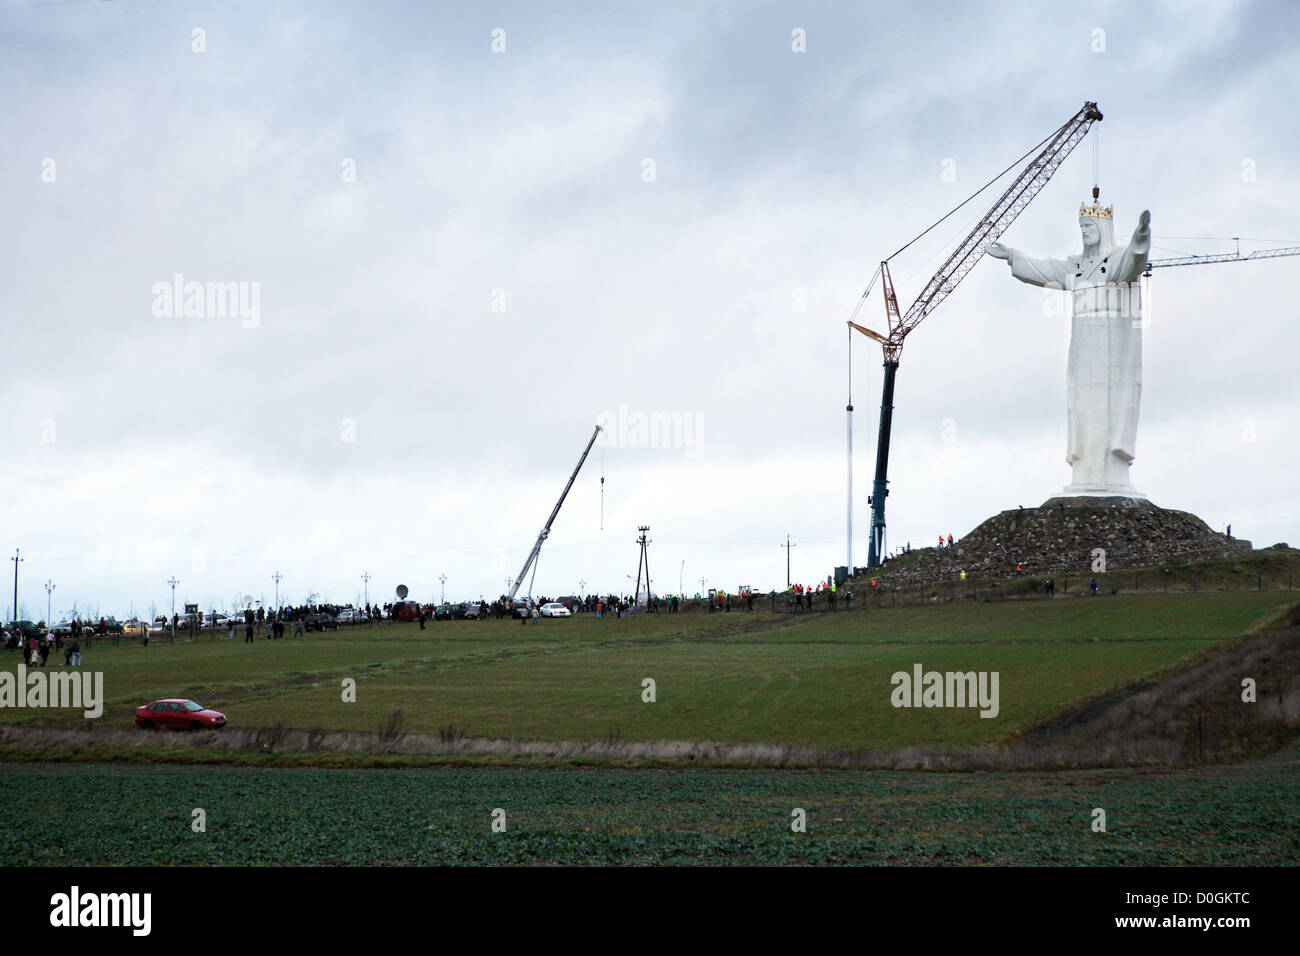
[10, 549, 21, 624]
[439, 573, 447, 603]
[45, 579, 55, 627]
[167, 577, 180, 639]
[273, 571, 283, 611]
[361, 572, 371, 609]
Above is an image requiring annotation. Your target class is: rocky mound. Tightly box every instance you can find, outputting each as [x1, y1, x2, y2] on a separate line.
[879, 496, 1250, 586]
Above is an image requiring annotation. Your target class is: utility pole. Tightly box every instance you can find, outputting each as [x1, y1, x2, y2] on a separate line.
[679, 560, 685, 597]
[439, 573, 447, 603]
[45, 578, 55, 626]
[361, 572, 371, 609]
[10, 549, 21, 624]
[579, 578, 586, 597]
[272, 571, 283, 611]
[633, 526, 651, 606]
[781, 535, 796, 589]
[167, 577, 180, 638]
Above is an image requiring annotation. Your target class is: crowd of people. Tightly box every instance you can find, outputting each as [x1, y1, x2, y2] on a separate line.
[2, 628, 82, 667]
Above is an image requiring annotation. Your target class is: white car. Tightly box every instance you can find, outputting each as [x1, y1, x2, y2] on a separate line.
[539, 603, 571, 618]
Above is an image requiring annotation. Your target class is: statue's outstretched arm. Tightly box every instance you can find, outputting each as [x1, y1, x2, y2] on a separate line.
[986, 240, 1066, 289]
[1130, 209, 1151, 255]
[1115, 210, 1151, 282]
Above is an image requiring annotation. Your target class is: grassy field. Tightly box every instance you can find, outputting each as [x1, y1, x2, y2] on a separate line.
[1, 744, 1296, 865]
[1, 591, 1291, 750]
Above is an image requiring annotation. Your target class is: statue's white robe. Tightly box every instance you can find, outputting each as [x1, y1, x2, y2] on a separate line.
[1002, 232, 1149, 492]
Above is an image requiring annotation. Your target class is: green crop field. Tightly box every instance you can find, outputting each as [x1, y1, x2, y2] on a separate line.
[1, 745, 1296, 865]
[1, 592, 1290, 750]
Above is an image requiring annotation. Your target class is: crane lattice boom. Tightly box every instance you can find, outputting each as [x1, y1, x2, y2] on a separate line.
[1148, 245, 1300, 270]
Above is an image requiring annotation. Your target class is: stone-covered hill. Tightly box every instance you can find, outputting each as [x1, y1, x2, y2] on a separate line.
[877, 496, 1251, 586]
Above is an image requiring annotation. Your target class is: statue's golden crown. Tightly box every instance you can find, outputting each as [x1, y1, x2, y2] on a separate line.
[1079, 201, 1113, 220]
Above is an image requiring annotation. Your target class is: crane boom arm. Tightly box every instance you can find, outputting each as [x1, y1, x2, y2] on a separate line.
[1148, 246, 1300, 269]
[507, 424, 603, 603]
[897, 102, 1103, 338]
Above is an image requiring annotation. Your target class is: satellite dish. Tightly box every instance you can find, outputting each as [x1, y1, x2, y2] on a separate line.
[396, 584, 409, 599]
[242, 595, 254, 609]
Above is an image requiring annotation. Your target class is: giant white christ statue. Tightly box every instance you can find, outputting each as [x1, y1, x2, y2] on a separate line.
[987, 197, 1151, 496]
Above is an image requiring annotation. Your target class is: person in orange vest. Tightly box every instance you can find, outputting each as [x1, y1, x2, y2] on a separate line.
[1016, 562, 1023, 577]
[947, 534, 953, 547]
[938, 535, 944, 548]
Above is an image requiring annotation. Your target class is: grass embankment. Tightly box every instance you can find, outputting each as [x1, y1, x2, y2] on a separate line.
[0, 592, 1290, 756]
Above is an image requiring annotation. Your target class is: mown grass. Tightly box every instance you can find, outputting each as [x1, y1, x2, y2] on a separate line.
[0, 592, 1290, 751]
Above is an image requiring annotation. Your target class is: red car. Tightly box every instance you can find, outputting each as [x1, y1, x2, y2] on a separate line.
[135, 699, 227, 731]
[392, 600, 423, 622]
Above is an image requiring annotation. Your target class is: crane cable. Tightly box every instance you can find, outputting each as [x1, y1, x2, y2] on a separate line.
[884, 117, 1064, 264]
[847, 114, 1071, 327]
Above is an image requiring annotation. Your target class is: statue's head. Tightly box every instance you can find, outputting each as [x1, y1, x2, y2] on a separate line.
[1079, 199, 1115, 254]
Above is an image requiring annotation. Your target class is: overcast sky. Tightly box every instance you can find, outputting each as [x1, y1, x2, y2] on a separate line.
[2, 0, 1297, 620]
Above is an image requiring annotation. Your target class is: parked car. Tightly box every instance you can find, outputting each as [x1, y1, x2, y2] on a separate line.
[338, 608, 358, 624]
[135, 699, 227, 731]
[510, 600, 534, 619]
[433, 604, 454, 621]
[539, 602, 571, 618]
[391, 600, 423, 622]
[123, 620, 149, 636]
[50, 621, 75, 637]
[7, 621, 42, 641]
[461, 602, 480, 620]
[303, 613, 340, 632]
